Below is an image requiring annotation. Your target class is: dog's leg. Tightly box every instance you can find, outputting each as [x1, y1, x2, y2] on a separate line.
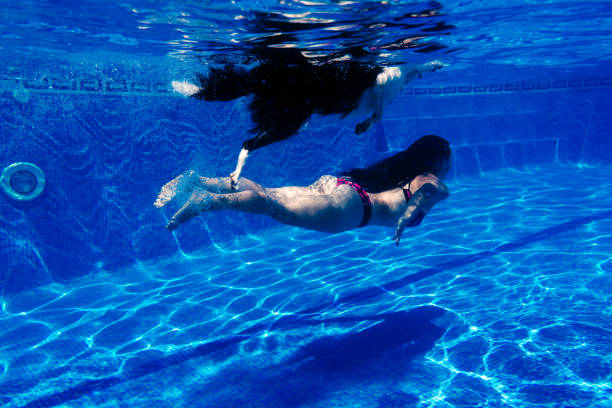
[355, 112, 381, 134]
[230, 148, 249, 190]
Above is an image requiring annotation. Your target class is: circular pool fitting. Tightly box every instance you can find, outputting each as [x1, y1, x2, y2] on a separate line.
[0, 162, 46, 201]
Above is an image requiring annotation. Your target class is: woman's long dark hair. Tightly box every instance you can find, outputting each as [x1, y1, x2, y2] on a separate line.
[341, 135, 450, 193]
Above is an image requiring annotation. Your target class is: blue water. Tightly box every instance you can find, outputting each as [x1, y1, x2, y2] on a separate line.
[3, 165, 611, 407]
[1, 1, 612, 407]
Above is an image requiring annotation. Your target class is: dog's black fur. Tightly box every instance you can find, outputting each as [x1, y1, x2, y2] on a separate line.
[191, 56, 383, 153]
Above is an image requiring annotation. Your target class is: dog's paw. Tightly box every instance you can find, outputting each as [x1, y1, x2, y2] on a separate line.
[424, 61, 448, 72]
[355, 121, 370, 135]
[229, 172, 240, 190]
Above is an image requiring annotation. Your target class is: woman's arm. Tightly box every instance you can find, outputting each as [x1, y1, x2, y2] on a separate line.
[393, 176, 449, 245]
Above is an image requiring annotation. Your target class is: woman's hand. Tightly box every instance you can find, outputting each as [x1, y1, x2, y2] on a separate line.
[392, 178, 449, 246]
[394, 205, 424, 245]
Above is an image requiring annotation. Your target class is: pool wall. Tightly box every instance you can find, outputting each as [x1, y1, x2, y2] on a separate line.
[1, 69, 611, 294]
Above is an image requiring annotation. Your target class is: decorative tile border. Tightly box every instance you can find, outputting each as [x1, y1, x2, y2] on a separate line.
[1, 73, 611, 97]
[0, 75, 171, 96]
[406, 75, 612, 96]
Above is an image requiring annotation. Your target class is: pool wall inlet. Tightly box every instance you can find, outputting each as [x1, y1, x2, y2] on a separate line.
[1, 67, 611, 295]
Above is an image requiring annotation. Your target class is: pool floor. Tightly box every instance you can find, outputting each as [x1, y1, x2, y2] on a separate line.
[1, 163, 611, 408]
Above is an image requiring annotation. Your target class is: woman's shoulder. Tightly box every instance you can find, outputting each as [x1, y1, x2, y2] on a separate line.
[406, 173, 448, 194]
[413, 172, 440, 183]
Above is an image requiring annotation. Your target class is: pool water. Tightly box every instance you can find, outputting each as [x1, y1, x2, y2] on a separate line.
[2, 0, 612, 406]
[2, 163, 610, 408]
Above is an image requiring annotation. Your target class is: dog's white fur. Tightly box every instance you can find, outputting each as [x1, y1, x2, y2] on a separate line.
[171, 80, 199, 96]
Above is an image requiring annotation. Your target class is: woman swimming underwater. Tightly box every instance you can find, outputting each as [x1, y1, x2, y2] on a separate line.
[155, 135, 451, 245]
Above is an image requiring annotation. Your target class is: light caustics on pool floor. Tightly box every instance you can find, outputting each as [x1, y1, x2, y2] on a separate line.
[1, 164, 611, 408]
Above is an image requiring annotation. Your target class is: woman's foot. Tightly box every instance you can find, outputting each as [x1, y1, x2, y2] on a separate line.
[166, 189, 214, 231]
[154, 170, 199, 209]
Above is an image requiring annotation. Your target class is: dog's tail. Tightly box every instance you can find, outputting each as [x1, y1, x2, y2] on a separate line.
[191, 65, 255, 101]
[172, 65, 254, 101]
[171, 80, 200, 97]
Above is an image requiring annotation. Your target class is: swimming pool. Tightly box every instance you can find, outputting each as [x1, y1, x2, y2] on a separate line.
[1, 1, 612, 407]
[2, 164, 611, 407]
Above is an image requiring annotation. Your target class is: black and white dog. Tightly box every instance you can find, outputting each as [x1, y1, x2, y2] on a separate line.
[172, 57, 445, 188]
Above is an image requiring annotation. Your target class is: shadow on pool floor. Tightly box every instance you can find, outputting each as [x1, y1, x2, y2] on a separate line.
[183, 306, 446, 408]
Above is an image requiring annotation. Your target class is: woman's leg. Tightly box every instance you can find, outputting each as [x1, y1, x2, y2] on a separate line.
[166, 189, 266, 231]
[155, 171, 336, 209]
[154, 170, 264, 209]
[165, 186, 361, 233]
[198, 175, 263, 193]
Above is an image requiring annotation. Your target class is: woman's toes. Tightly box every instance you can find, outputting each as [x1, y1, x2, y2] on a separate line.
[155, 171, 199, 208]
